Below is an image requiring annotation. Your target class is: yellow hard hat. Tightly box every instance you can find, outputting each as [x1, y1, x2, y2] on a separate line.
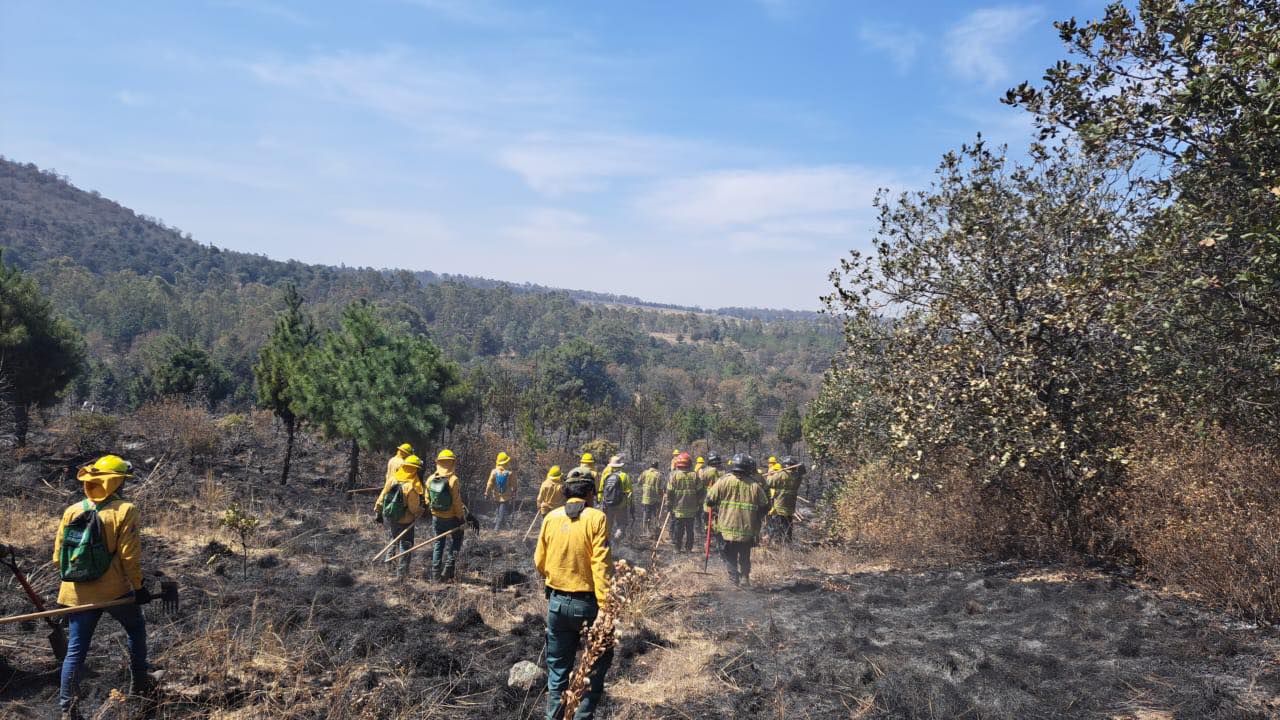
[672, 449, 681, 456]
[437, 449, 456, 461]
[496, 452, 511, 466]
[402, 455, 423, 469]
[768, 456, 778, 464]
[696, 456, 705, 464]
[397, 443, 413, 455]
[547, 465, 562, 480]
[580, 453, 595, 465]
[86, 454, 133, 477]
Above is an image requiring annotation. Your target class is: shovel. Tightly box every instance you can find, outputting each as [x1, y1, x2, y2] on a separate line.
[0, 547, 65, 660]
[0, 579, 179, 626]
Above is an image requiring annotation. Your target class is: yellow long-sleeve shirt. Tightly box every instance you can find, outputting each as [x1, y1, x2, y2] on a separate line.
[54, 497, 142, 606]
[537, 477, 565, 513]
[374, 468, 425, 526]
[534, 500, 612, 603]
[485, 466, 518, 503]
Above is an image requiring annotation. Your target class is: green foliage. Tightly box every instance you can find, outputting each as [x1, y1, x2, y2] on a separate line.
[0, 251, 85, 444]
[777, 403, 803, 453]
[219, 503, 259, 578]
[294, 300, 459, 485]
[253, 284, 316, 484]
[579, 438, 618, 463]
[144, 336, 233, 406]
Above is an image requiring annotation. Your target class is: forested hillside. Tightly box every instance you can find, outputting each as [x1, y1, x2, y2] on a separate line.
[0, 157, 836, 460]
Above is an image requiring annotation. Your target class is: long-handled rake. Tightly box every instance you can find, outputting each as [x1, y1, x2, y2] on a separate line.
[0, 547, 65, 660]
[0, 579, 179, 626]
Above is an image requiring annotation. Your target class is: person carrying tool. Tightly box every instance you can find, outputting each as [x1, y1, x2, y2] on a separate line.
[635, 461, 664, 537]
[534, 471, 613, 719]
[766, 456, 803, 544]
[697, 453, 724, 550]
[665, 452, 701, 553]
[597, 455, 632, 542]
[426, 449, 475, 582]
[374, 454, 425, 579]
[705, 454, 770, 587]
[537, 465, 566, 515]
[485, 451, 517, 531]
[386, 443, 414, 483]
[54, 455, 160, 719]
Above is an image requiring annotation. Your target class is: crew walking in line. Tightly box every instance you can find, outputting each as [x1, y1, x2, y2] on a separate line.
[665, 452, 702, 553]
[386, 443, 413, 483]
[54, 455, 160, 720]
[766, 456, 802, 544]
[538, 465, 566, 515]
[426, 449, 470, 582]
[485, 451, 517, 531]
[374, 454, 426, 579]
[705, 454, 770, 587]
[597, 455, 632, 542]
[534, 471, 613, 719]
[635, 461, 664, 537]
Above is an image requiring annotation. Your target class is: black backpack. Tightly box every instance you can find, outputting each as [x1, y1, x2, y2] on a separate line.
[602, 472, 625, 507]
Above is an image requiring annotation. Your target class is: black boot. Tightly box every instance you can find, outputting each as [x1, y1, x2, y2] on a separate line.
[130, 668, 162, 695]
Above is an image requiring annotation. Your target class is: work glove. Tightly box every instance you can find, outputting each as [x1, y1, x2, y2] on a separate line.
[465, 512, 481, 532]
[133, 585, 153, 605]
[374, 510, 384, 524]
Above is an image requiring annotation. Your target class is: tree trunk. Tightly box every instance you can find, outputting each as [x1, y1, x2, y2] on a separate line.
[347, 440, 360, 489]
[279, 416, 296, 485]
[13, 404, 28, 448]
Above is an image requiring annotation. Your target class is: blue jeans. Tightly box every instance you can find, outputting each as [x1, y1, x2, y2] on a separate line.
[493, 501, 510, 530]
[546, 592, 612, 720]
[60, 596, 147, 711]
[431, 515, 464, 579]
[385, 522, 415, 578]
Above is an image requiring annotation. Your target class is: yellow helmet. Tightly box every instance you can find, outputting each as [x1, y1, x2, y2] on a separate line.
[547, 465, 562, 480]
[496, 452, 511, 466]
[768, 456, 778, 464]
[437, 449, 456, 461]
[397, 443, 413, 455]
[580, 453, 595, 465]
[86, 454, 133, 478]
[672, 449, 681, 456]
[402, 455, 423, 469]
[696, 456, 705, 465]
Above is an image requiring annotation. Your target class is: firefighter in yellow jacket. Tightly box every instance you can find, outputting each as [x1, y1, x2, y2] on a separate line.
[705, 454, 770, 587]
[485, 451, 517, 530]
[386, 443, 413, 482]
[425, 450, 478, 581]
[374, 454, 425, 579]
[534, 473, 613, 719]
[54, 455, 159, 718]
[537, 466, 566, 515]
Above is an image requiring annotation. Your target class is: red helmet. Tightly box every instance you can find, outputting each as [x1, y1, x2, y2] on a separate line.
[674, 451, 693, 469]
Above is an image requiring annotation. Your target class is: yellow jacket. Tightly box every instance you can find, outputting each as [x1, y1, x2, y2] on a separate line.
[485, 466, 518, 503]
[535, 500, 612, 603]
[386, 451, 408, 483]
[427, 467, 465, 519]
[53, 471, 142, 606]
[537, 477, 565, 514]
[374, 466, 425, 526]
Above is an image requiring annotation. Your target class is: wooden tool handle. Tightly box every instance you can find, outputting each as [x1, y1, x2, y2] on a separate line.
[370, 522, 417, 562]
[385, 525, 463, 562]
[0, 597, 134, 625]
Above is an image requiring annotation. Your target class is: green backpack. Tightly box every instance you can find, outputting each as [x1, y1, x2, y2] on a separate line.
[59, 500, 115, 582]
[428, 474, 453, 512]
[382, 482, 409, 523]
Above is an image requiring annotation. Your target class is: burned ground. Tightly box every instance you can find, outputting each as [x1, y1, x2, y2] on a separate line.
[2, 436, 1280, 719]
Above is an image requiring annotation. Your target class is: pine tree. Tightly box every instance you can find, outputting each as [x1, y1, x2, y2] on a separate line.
[294, 300, 458, 487]
[253, 285, 316, 485]
[777, 403, 803, 454]
[0, 252, 85, 445]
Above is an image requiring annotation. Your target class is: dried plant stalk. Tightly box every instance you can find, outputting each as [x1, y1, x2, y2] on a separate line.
[558, 559, 648, 718]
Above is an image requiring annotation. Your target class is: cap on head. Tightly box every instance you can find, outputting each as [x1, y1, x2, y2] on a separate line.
[580, 452, 595, 465]
[496, 451, 511, 466]
[437, 449, 456, 462]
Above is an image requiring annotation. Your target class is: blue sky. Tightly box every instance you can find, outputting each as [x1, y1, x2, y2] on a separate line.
[0, 0, 1102, 309]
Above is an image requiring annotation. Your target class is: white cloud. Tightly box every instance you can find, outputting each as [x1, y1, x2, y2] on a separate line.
[115, 90, 151, 107]
[945, 6, 1042, 85]
[857, 23, 924, 74]
[497, 133, 701, 195]
[504, 208, 598, 249]
[334, 208, 456, 247]
[637, 165, 901, 254]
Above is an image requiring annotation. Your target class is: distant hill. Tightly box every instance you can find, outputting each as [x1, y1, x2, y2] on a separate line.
[0, 157, 817, 320]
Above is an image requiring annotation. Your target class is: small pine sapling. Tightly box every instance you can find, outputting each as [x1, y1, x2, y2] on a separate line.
[220, 504, 260, 578]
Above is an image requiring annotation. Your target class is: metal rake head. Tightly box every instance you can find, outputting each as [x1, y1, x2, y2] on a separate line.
[158, 580, 180, 613]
